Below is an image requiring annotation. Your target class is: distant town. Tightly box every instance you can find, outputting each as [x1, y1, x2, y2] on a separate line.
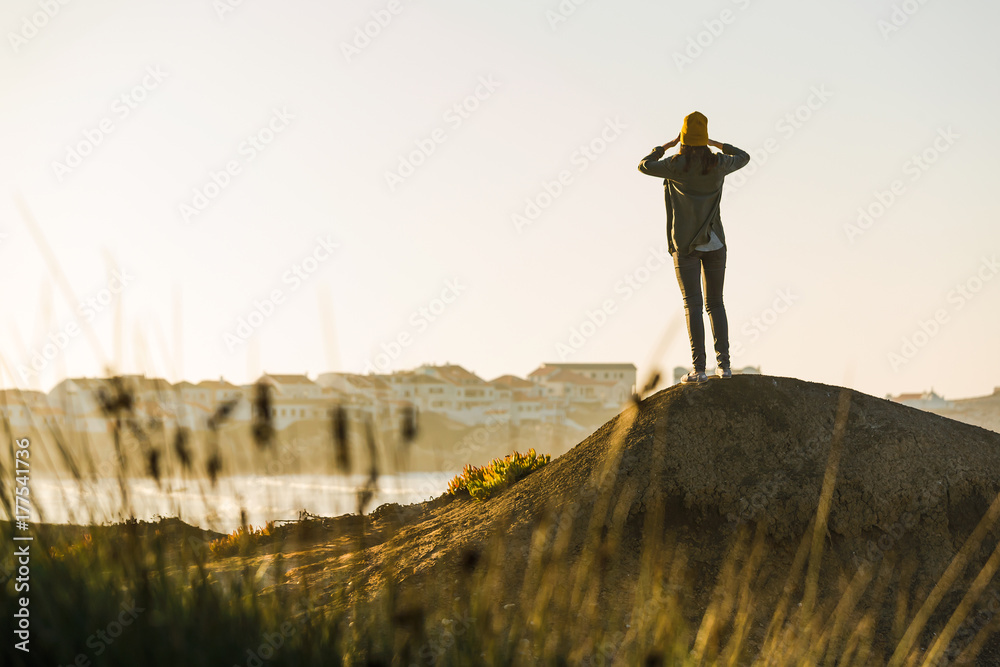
[4, 362, 643, 435]
[2, 363, 997, 475]
[0, 362, 650, 475]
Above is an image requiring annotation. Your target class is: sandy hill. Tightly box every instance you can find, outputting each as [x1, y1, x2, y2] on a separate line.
[260, 375, 1000, 663]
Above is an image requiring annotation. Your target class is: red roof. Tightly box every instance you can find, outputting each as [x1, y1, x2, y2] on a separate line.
[341, 374, 391, 391]
[197, 379, 238, 389]
[421, 364, 485, 386]
[489, 375, 534, 389]
[262, 374, 316, 385]
[0, 389, 49, 405]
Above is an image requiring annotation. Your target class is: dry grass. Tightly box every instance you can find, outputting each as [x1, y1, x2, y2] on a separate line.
[0, 368, 995, 666]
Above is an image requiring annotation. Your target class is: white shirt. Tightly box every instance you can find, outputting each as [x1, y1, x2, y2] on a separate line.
[694, 228, 723, 252]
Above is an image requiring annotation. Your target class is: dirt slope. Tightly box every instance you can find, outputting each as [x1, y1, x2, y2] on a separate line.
[269, 375, 1000, 661]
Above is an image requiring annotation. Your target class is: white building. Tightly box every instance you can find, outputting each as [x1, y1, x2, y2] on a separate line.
[528, 363, 637, 408]
[125, 375, 174, 406]
[197, 378, 244, 406]
[488, 375, 563, 425]
[48, 378, 114, 433]
[385, 372, 456, 413]
[889, 390, 953, 410]
[0, 390, 57, 431]
[256, 374, 343, 429]
[415, 364, 502, 425]
[173, 380, 247, 431]
[316, 373, 391, 403]
[200, 378, 251, 425]
[261, 374, 325, 400]
[490, 375, 545, 399]
[174, 381, 211, 410]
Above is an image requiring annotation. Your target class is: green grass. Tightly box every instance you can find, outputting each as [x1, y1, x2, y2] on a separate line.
[208, 520, 277, 558]
[446, 448, 550, 501]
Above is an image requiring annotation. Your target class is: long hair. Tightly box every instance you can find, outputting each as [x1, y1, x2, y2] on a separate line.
[678, 144, 719, 176]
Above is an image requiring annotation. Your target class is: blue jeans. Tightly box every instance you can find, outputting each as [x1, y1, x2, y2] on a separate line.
[673, 247, 730, 372]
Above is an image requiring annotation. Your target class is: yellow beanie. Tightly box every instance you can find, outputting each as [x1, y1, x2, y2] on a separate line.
[680, 111, 709, 146]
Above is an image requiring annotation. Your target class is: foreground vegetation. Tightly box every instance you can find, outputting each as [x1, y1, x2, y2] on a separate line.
[1, 378, 996, 665]
[5, 514, 993, 666]
[446, 448, 551, 501]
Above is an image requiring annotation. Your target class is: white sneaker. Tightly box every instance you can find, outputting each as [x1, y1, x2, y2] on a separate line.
[681, 371, 708, 384]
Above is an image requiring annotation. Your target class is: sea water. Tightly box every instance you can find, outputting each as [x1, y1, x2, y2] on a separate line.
[20, 472, 457, 533]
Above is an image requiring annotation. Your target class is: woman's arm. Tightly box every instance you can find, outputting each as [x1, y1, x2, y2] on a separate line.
[710, 139, 750, 174]
[638, 133, 681, 177]
[661, 134, 681, 151]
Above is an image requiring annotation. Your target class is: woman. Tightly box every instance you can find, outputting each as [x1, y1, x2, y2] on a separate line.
[638, 111, 750, 383]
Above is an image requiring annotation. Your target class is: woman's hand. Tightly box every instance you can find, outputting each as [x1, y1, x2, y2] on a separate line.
[661, 133, 681, 150]
[707, 139, 725, 149]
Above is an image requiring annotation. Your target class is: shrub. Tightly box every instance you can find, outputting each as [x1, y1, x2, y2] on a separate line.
[209, 521, 276, 558]
[48, 533, 93, 561]
[447, 449, 550, 501]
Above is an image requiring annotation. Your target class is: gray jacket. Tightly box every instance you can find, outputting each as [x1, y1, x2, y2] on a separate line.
[638, 144, 750, 255]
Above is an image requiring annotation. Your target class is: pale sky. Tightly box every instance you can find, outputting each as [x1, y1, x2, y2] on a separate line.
[1, 0, 998, 401]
